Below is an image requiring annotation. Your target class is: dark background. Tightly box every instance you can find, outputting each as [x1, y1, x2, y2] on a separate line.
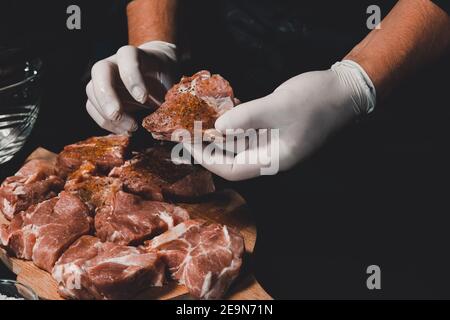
[1, 0, 450, 298]
[0, 0, 126, 280]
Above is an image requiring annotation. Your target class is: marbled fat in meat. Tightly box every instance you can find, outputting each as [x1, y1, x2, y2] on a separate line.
[95, 191, 189, 246]
[144, 219, 244, 299]
[0, 191, 92, 272]
[52, 235, 165, 300]
[0, 159, 64, 220]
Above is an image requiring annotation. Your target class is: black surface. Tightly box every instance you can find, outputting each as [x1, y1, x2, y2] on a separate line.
[236, 56, 450, 298]
[433, 0, 450, 14]
[0, 259, 15, 280]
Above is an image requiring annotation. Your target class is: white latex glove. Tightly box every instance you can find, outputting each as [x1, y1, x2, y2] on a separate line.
[86, 41, 177, 134]
[184, 60, 376, 181]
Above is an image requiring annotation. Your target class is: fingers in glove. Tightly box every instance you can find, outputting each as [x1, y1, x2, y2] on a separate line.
[90, 59, 123, 121]
[215, 94, 279, 132]
[183, 133, 279, 181]
[206, 130, 249, 154]
[86, 99, 137, 135]
[116, 45, 149, 104]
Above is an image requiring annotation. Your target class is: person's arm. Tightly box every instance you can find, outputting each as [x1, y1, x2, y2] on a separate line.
[127, 0, 178, 46]
[185, 0, 450, 181]
[345, 0, 450, 100]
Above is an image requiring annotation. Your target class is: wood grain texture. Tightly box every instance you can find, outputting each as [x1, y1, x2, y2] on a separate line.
[0, 148, 271, 300]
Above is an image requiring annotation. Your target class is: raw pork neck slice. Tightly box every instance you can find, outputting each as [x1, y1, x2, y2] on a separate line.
[52, 235, 165, 300]
[144, 219, 245, 299]
[57, 135, 130, 177]
[0, 159, 64, 220]
[0, 191, 92, 272]
[95, 191, 189, 245]
[109, 146, 215, 201]
[142, 70, 235, 142]
[64, 162, 123, 213]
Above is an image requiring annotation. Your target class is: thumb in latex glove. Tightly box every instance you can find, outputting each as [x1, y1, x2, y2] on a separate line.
[184, 60, 376, 181]
[86, 41, 177, 134]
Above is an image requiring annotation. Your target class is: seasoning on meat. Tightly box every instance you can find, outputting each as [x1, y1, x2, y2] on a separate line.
[109, 146, 215, 201]
[142, 70, 235, 142]
[64, 162, 123, 214]
[57, 135, 130, 177]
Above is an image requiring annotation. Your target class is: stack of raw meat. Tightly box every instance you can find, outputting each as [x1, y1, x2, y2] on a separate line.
[0, 71, 244, 300]
[0, 135, 244, 299]
[0, 69, 245, 300]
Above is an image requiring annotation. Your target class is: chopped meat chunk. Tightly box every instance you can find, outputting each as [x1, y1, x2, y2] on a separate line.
[142, 70, 235, 141]
[144, 219, 244, 299]
[95, 191, 189, 245]
[64, 162, 122, 213]
[57, 135, 130, 177]
[0, 192, 92, 272]
[109, 146, 215, 201]
[0, 159, 64, 220]
[52, 235, 165, 300]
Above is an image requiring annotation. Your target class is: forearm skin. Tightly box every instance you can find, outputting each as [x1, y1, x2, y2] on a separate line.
[345, 0, 450, 100]
[127, 0, 178, 46]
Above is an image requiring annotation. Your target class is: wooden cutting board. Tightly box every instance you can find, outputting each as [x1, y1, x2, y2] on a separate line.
[0, 148, 271, 300]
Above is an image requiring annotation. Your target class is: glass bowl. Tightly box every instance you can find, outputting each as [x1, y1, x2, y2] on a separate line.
[0, 279, 38, 300]
[0, 48, 43, 165]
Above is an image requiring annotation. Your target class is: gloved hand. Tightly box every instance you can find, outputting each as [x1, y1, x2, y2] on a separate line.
[86, 41, 177, 134]
[183, 60, 376, 181]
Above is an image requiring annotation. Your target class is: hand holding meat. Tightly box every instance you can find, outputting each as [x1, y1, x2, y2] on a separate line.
[86, 41, 177, 134]
[185, 60, 376, 181]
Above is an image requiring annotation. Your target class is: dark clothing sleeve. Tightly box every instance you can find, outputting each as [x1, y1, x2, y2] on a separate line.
[433, 0, 450, 14]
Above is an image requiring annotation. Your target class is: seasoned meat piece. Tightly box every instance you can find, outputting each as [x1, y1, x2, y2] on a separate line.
[142, 70, 235, 142]
[144, 219, 244, 299]
[0, 192, 92, 272]
[109, 146, 215, 201]
[57, 135, 130, 177]
[95, 191, 189, 245]
[0, 159, 64, 220]
[52, 235, 165, 300]
[64, 162, 122, 213]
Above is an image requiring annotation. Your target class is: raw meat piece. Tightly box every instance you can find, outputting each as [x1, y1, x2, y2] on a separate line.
[0, 192, 92, 272]
[52, 235, 165, 300]
[57, 135, 130, 177]
[142, 70, 235, 141]
[64, 162, 123, 213]
[95, 191, 189, 245]
[109, 146, 215, 201]
[144, 219, 245, 299]
[0, 159, 64, 220]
